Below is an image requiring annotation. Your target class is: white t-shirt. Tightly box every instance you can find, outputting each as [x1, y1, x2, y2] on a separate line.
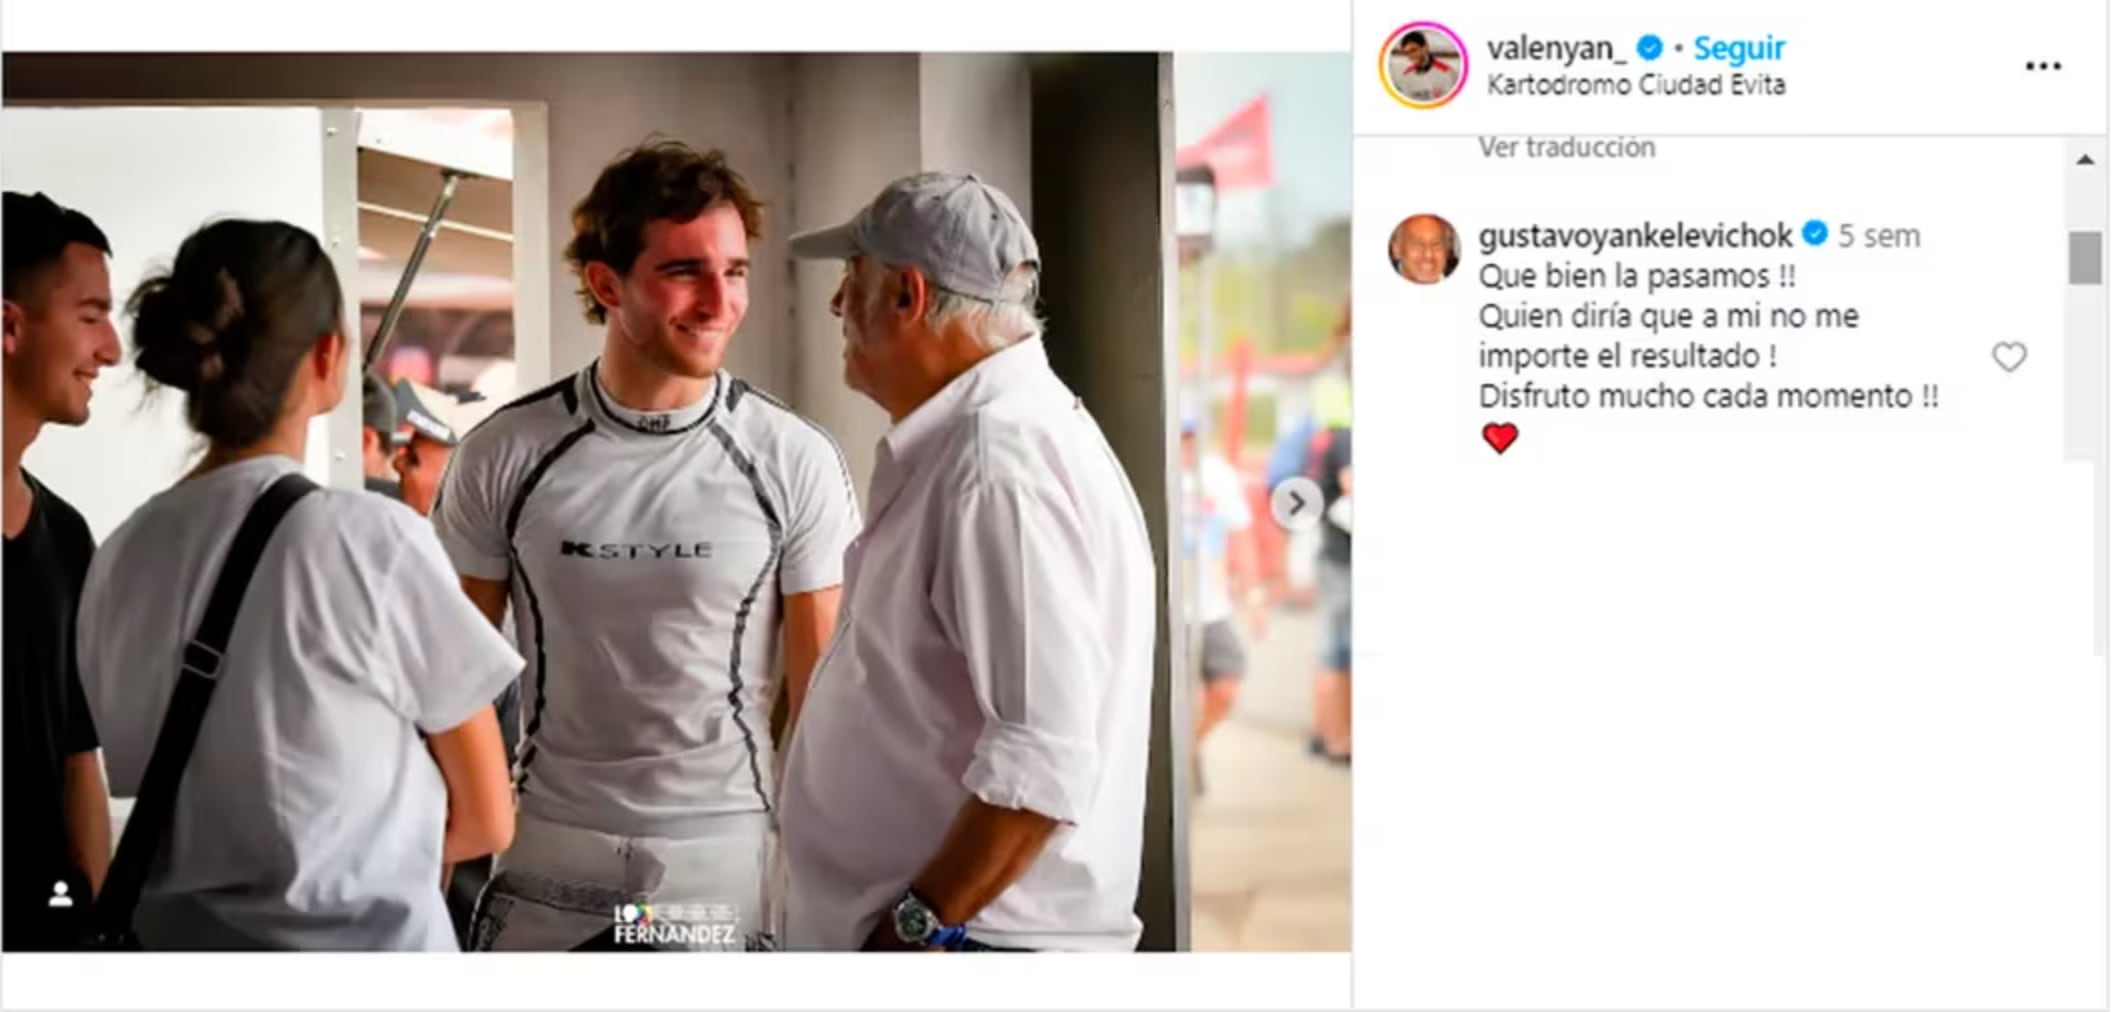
[432, 364, 860, 839]
[778, 338, 1157, 952]
[76, 455, 522, 951]
[1181, 453, 1252, 624]
[1390, 54, 1461, 104]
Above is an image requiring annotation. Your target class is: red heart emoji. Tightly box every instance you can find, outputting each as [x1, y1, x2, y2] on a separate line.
[1483, 422, 1518, 454]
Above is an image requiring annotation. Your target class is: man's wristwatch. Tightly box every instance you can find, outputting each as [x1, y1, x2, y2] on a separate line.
[890, 890, 967, 949]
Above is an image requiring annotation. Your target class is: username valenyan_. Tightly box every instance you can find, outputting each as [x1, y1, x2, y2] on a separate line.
[1485, 33, 1790, 97]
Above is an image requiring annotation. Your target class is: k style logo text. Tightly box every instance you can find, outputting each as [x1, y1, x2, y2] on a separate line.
[560, 540, 715, 560]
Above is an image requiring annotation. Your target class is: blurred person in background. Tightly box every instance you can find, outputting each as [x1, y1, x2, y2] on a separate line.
[2, 190, 119, 950]
[361, 373, 404, 500]
[1181, 406, 1264, 796]
[76, 218, 518, 949]
[391, 378, 491, 517]
[1307, 335, 1352, 765]
[1265, 299, 1351, 608]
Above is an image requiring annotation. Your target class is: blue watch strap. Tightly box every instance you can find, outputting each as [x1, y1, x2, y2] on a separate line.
[902, 888, 969, 949]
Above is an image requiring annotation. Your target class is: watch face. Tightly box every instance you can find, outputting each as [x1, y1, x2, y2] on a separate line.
[894, 900, 934, 942]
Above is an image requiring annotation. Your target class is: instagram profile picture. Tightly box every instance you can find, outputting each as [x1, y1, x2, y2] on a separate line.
[1381, 22, 1467, 108]
[1390, 214, 1458, 285]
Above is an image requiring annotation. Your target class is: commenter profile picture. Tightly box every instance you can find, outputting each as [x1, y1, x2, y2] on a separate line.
[1381, 21, 1468, 108]
[1390, 214, 1459, 285]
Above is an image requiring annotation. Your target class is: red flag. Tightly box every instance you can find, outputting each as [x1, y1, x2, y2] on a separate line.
[1176, 96, 1272, 191]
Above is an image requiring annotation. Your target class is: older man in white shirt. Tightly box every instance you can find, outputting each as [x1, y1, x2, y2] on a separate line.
[777, 171, 1157, 952]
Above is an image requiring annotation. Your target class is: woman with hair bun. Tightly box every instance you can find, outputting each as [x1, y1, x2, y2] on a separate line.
[73, 219, 521, 950]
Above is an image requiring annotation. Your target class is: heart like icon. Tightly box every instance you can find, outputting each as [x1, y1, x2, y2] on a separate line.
[1992, 341, 2028, 372]
[1483, 422, 1519, 454]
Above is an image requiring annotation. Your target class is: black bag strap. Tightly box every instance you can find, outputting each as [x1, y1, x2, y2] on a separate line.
[91, 471, 321, 939]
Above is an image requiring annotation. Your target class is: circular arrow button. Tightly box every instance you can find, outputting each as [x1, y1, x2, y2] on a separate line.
[1270, 477, 1323, 532]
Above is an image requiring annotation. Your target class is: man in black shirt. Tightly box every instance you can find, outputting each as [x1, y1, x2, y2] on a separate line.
[2, 191, 120, 949]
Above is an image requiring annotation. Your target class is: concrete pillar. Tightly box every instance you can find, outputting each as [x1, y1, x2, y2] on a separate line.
[786, 53, 1036, 506]
[1028, 52, 1186, 951]
[787, 54, 922, 504]
[787, 53, 1182, 951]
[919, 54, 1034, 226]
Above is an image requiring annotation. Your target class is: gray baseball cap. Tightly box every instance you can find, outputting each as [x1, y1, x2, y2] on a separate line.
[394, 378, 459, 447]
[787, 171, 1038, 302]
[362, 373, 403, 446]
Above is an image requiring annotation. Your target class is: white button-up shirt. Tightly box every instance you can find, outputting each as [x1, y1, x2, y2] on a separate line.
[777, 337, 1158, 952]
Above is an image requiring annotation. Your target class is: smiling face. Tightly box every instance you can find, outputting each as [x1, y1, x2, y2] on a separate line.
[1396, 215, 1451, 284]
[595, 202, 752, 380]
[2, 242, 122, 426]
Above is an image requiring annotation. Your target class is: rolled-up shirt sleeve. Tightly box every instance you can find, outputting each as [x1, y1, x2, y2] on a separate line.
[936, 477, 1106, 825]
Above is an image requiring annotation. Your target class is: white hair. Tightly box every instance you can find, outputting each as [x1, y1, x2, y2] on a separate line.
[923, 264, 1044, 351]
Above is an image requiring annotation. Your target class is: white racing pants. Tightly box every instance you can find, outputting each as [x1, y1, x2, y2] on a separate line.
[468, 810, 775, 952]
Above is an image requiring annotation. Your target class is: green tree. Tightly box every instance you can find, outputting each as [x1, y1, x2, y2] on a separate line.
[1178, 213, 1350, 358]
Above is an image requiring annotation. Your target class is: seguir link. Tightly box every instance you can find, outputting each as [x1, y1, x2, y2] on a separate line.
[1643, 33, 1788, 95]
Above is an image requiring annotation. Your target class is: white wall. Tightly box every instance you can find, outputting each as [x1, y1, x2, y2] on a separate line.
[5, 53, 798, 399]
[6, 54, 1034, 511]
[920, 54, 1035, 226]
[790, 55, 922, 504]
[513, 56, 794, 388]
[788, 53, 1035, 505]
[2, 107, 333, 541]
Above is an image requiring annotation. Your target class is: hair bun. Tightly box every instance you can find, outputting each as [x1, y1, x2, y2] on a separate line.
[192, 267, 249, 384]
[132, 266, 247, 392]
[125, 217, 343, 449]
[179, 319, 228, 387]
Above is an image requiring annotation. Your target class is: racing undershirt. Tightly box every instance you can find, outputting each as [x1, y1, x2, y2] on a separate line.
[433, 365, 860, 839]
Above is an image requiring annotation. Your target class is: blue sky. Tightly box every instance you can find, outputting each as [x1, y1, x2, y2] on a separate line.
[1174, 53, 1352, 252]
